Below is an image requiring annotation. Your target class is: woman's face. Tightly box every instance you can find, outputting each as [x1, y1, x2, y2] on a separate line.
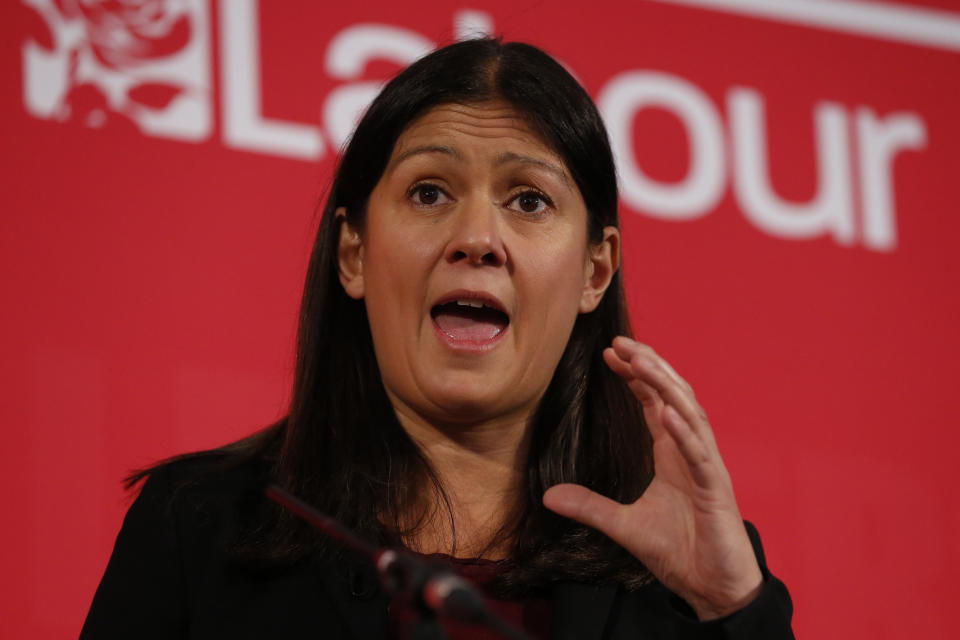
[338, 101, 618, 430]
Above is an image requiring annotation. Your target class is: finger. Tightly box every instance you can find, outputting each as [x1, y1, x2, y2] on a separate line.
[655, 357, 696, 400]
[602, 346, 636, 381]
[543, 483, 632, 543]
[630, 355, 714, 445]
[612, 337, 694, 398]
[661, 405, 716, 489]
[604, 348, 661, 407]
[612, 338, 727, 479]
[604, 348, 667, 440]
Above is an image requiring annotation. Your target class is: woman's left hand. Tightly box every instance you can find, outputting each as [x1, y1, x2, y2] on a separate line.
[543, 336, 763, 620]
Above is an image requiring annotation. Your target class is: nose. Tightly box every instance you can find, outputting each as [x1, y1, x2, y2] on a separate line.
[444, 197, 507, 267]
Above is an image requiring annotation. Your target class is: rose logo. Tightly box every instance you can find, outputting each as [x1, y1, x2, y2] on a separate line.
[21, 0, 212, 140]
[62, 0, 191, 69]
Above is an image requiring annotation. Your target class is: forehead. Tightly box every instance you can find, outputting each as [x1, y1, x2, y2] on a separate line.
[390, 101, 564, 166]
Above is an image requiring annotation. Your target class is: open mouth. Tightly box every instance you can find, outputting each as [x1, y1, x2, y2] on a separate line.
[430, 298, 509, 343]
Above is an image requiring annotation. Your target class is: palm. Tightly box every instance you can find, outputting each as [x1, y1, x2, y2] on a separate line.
[543, 337, 763, 620]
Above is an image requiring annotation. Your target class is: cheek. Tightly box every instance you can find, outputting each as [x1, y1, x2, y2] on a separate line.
[526, 239, 588, 306]
[361, 224, 437, 340]
[518, 241, 589, 352]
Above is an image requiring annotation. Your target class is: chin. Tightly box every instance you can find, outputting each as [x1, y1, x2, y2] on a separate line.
[421, 375, 515, 424]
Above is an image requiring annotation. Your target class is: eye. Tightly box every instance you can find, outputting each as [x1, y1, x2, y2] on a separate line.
[409, 183, 451, 207]
[506, 189, 552, 216]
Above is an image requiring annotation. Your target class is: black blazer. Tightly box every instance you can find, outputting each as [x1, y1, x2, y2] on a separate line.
[80, 457, 794, 639]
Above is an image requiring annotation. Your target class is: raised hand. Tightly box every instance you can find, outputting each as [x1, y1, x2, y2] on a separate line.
[542, 336, 763, 620]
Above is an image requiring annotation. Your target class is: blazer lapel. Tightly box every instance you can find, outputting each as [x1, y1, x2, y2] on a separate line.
[317, 550, 389, 640]
[551, 582, 618, 640]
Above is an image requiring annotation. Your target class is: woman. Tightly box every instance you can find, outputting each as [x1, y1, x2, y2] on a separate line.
[81, 38, 793, 639]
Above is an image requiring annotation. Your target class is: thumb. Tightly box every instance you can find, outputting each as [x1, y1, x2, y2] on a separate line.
[543, 483, 628, 541]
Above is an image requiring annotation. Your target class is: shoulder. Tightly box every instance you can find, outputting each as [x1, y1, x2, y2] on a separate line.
[130, 450, 273, 549]
[131, 423, 283, 515]
[80, 451, 271, 639]
[137, 451, 270, 504]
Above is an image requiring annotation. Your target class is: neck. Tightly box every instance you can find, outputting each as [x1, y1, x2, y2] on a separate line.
[388, 398, 534, 558]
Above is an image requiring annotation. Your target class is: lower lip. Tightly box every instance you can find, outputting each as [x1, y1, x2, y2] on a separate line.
[431, 319, 509, 353]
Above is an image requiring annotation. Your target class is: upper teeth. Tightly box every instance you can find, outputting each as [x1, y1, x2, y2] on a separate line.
[456, 299, 485, 308]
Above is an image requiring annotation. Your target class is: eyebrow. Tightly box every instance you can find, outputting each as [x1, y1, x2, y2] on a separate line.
[495, 152, 571, 185]
[390, 145, 571, 186]
[391, 144, 464, 167]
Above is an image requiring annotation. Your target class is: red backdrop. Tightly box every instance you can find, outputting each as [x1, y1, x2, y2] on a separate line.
[3, 0, 959, 637]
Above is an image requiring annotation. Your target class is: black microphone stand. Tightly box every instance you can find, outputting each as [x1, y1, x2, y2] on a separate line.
[266, 484, 531, 640]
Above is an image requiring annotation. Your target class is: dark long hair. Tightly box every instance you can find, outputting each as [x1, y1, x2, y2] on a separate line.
[134, 38, 653, 592]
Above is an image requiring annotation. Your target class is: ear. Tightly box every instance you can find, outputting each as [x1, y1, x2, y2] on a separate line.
[579, 226, 620, 313]
[336, 207, 365, 300]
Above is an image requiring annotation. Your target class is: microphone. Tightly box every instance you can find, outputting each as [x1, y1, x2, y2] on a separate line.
[266, 484, 531, 640]
[422, 571, 489, 622]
